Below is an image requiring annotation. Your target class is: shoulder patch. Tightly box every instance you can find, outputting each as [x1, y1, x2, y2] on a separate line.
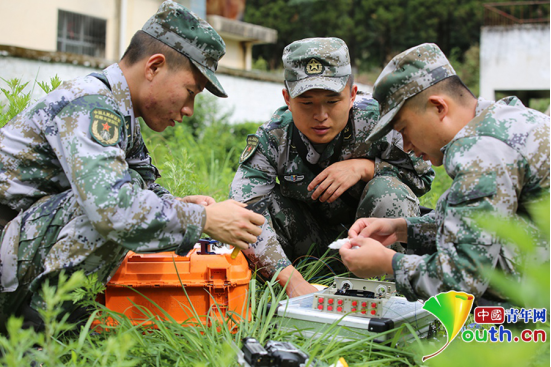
[90, 108, 123, 146]
[239, 134, 260, 164]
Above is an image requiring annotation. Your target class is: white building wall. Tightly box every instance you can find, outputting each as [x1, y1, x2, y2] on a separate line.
[0, 0, 119, 59]
[0, 0, 173, 61]
[480, 24, 550, 100]
[0, 56, 372, 125]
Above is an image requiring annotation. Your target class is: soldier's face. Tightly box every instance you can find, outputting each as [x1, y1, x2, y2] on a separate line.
[140, 63, 206, 132]
[283, 85, 357, 144]
[392, 106, 447, 166]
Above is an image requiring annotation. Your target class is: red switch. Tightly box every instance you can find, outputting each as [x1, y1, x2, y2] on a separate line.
[361, 302, 367, 308]
[361, 310, 367, 314]
[371, 303, 377, 308]
[327, 306, 333, 311]
[352, 301, 357, 306]
[328, 299, 334, 305]
[318, 305, 323, 310]
[337, 306, 343, 312]
[351, 308, 357, 312]
[371, 310, 376, 315]
[318, 297, 324, 303]
[337, 299, 343, 305]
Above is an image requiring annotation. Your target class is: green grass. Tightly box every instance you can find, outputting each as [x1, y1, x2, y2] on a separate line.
[1, 76, 548, 366]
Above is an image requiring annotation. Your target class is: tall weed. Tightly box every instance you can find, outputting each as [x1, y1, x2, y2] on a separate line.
[0, 76, 62, 128]
[140, 94, 260, 201]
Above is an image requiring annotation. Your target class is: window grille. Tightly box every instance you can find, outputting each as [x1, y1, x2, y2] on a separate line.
[57, 10, 106, 58]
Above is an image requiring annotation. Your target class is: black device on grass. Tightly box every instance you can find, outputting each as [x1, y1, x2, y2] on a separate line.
[241, 337, 311, 367]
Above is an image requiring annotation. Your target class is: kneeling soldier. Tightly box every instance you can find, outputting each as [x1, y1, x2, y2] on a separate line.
[230, 38, 434, 297]
[0, 1, 264, 332]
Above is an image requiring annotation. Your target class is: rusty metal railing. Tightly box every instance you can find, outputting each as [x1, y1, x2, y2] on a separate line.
[483, 1, 550, 26]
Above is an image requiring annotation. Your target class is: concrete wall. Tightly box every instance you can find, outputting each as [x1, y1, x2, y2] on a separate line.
[480, 24, 550, 100]
[0, 0, 120, 60]
[0, 0, 194, 61]
[219, 38, 244, 70]
[0, 56, 372, 125]
[0, 56, 283, 124]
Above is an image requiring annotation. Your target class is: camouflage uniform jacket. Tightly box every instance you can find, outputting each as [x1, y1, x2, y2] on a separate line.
[394, 97, 550, 302]
[0, 64, 205, 291]
[231, 93, 434, 275]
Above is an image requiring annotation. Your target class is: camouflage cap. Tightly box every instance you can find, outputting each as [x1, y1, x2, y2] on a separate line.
[142, 0, 227, 98]
[283, 37, 351, 98]
[367, 43, 456, 142]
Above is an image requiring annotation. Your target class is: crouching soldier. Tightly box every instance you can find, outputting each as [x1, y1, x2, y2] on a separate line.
[341, 43, 550, 306]
[230, 38, 434, 297]
[0, 1, 264, 333]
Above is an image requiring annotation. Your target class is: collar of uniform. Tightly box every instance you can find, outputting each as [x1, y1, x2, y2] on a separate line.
[440, 97, 496, 155]
[294, 126, 346, 165]
[475, 97, 493, 116]
[296, 128, 322, 164]
[103, 64, 134, 119]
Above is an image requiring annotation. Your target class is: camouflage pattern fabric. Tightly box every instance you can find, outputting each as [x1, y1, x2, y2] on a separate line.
[283, 37, 351, 98]
[393, 97, 550, 303]
[368, 43, 456, 142]
[0, 64, 206, 320]
[367, 43, 550, 304]
[0, 190, 129, 330]
[230, 93, 434, 278]
[142, 0, 227, 97]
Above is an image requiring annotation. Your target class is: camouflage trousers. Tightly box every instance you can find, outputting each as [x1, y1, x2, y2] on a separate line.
[244, 175, 420, 278]
[0, 190, 128, 333]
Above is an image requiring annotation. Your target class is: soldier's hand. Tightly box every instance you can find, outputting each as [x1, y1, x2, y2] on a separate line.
[340, 237, 395, 278]
[278, 265, 318, 298]
[308, 159, 375, 203]
[349, 217, 407, 246]
[203, 200, 265, 250]
[176, 195, 216, 206]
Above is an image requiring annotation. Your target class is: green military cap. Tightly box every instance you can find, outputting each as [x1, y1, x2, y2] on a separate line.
[142, 0, 228, 98]
[282, 37, 351, 98]
[367, 43, 456, 142]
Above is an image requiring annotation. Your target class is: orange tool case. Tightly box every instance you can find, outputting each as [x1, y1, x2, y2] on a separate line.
[101, 242, 251, 326]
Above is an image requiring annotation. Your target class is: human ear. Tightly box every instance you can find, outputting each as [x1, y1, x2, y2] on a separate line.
[282, 88, 292, 111]
[349, 84, 358, 108]
[428, 95, 448, 121]
[144, 54, 167, 82]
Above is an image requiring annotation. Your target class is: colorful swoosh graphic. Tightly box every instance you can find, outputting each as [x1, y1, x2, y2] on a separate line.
[422, 291, 475, 361]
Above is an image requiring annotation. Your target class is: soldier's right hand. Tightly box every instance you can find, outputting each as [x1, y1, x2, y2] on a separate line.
[349, 217, 408, 246]
[203, 200, 265, 250]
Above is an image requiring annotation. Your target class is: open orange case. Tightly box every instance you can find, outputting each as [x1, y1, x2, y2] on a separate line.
[97, 244, 251, 327]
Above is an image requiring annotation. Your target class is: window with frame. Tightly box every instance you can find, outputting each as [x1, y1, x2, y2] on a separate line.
[57, 10, 106, 58]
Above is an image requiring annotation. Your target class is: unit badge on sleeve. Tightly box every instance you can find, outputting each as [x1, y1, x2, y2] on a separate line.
[90, 108, 122, 146]
[239, 134, 260, 164]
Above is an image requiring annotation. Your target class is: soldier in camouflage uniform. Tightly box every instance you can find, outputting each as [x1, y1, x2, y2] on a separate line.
[230, 38, 434, 297]
[341, 43, 550, 305]
[0, 1, 264, 332]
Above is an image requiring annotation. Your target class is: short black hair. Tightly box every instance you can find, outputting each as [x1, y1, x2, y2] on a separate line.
[405, 75, 476, 111]
[121, 30, 191, 71]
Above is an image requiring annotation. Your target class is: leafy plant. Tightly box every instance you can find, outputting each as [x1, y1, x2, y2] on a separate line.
[419, 165, 453, 209]
[0, 78, 32, 128]
[0, 76, 63, 128]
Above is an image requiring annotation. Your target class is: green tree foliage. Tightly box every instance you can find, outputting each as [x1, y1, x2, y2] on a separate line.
[246, 0, 489, 72]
